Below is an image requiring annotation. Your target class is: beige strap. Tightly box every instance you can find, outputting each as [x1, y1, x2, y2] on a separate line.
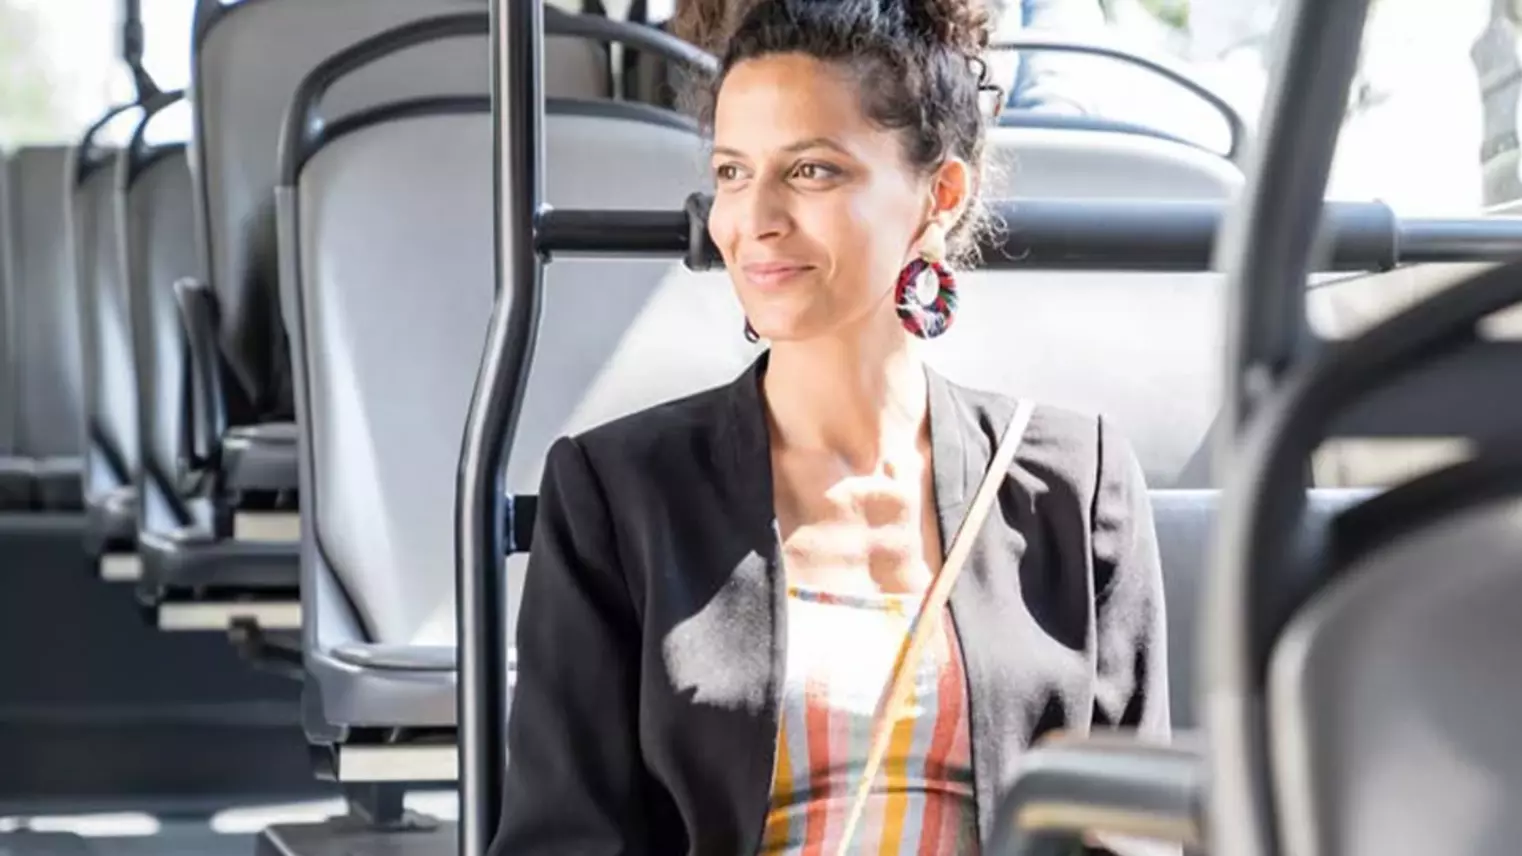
[833, 398, 1036, 856]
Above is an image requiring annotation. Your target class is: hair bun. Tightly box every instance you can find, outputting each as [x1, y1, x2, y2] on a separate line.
[908, 0, 993, 57]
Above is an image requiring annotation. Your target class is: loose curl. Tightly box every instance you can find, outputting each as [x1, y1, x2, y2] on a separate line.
[676, 0, 1001, 265]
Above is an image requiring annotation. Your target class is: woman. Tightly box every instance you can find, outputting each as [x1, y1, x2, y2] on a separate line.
[494, 0, 1169, 853]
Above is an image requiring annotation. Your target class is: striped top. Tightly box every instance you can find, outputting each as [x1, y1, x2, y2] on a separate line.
[760, 585, 980, 855]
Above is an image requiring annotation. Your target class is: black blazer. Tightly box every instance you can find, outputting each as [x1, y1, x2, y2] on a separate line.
[494, 354, 1169, 855]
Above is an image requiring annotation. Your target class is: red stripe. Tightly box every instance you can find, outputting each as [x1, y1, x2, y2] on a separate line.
[917, 622, 965, 855]
[800, 670, 833, 854]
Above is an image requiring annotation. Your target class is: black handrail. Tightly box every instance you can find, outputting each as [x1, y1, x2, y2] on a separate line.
[122, 89, 186, 189]
[545, 4, 718, 77]
[990, 34, 1247, 160]
[73, 101, 145, 184]
[1202, 0, 1378, 853]
[533, 196, 1522, 273]
[279, 7, 716, 190]
[996, 111, 1210, 155]
[120, 0, 159, 100]
[279, 12, 490, 187]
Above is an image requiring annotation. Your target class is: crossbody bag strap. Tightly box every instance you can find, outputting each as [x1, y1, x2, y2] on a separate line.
[832, 398, 1037, 856]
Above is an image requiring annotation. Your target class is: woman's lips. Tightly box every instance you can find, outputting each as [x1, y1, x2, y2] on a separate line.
[742, 262, 814, 289]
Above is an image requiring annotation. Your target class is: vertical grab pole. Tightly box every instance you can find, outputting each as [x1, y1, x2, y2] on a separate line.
[1214, 0, 1373, 446]
[120, 0, 158, 99]
[458, 0, 546, 854]
[1202, 1, 1373, 856]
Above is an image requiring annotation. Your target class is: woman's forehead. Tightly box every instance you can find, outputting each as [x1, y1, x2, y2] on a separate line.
[712, 55, 883, 156]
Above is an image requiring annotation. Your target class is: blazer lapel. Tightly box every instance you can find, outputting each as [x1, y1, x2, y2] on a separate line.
[928, 367, 1029, 847]
[714, 353, 788, 848]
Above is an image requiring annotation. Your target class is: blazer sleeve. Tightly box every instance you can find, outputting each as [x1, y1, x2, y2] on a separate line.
[492, 435, 650, 856]
[1083, 418, 1181, 856]
[1089, 415, 1171, 740]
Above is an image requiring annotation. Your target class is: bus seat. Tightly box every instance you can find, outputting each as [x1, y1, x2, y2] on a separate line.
[914, 126, 1241, 490]
[0, 147, 85, 512]
[284, 102, 494, 772]
[924, 268, 1224, 489]
[182, 0, 498, 526]
[120, 102, 301, 631]
[1150, 488, 1371, 729]
[983, 125, 1244, 200]
[68, 121, 143, 563]
[148, 0, 508, 619]
[284, 97, 724, 779]
[190, 0, 605, 430]
[1267, 484, 1522, 856]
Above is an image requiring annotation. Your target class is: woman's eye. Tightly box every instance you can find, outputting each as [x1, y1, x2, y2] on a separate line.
[714, 163, 742, 182]
[791, 161, 840, 182]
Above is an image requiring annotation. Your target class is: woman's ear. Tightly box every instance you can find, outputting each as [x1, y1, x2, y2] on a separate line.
[929, 156, 974, 231]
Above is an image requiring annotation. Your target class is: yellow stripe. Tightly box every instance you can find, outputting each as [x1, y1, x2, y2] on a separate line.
[877, 683, 918, 855]
[761, 719, 794, 852]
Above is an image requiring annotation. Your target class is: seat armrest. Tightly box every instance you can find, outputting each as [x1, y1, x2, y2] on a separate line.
[992, 732, 1202, 856]
[223, 422, 298, 492]
[83, 486, 138, 555]
[173, 277, 227, 478]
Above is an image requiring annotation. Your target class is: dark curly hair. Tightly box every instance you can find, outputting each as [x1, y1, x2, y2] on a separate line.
[676, 0, 1001, 264]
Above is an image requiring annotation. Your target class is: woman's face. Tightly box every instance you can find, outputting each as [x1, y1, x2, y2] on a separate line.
[707, 53, 948, 343]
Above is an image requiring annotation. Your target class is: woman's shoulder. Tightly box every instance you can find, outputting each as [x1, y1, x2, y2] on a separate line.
[547, 374, 751, 490]
[941, 377, 1147, 495]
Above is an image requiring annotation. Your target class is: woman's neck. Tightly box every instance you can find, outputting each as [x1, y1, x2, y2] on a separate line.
[762, 320, 927, 473]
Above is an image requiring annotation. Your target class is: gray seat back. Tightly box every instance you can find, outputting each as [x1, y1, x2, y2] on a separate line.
[3, 148, 85, 463]
[1267, 490, 1522, 856]
[919, 128, 1242, 489]
[286, 99, 728, 655]
[924, 269, 1223, 489]
[69, 110, 145, 505]
[191, 0, 605, 419]
[983, 125, 1243, 201]
[119, 101, 202, 535]
[286, 102, 496, 652]
[1150, 488, 1371, 729]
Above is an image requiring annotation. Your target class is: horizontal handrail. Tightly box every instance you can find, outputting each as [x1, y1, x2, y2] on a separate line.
[992, 33, 1248, 160]
[535, 195, 1522, 273]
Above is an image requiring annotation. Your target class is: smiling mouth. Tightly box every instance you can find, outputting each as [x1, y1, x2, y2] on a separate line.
[743, 263, 814, 288]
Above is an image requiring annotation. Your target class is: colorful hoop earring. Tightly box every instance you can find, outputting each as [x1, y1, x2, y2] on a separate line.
[894, 257, 958, 339]
[743, 318, 760, 343]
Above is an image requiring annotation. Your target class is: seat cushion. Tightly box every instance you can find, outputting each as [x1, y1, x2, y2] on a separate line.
[138, 527, 300, 591]
[310, 646, 459, 728]
[222, 422, 299, 492]
[332, 643, 457, 672]
[0, 458, 37, 510]
[32, 456, 83, 511]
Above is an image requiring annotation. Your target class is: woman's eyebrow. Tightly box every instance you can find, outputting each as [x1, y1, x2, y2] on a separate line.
[781, 137, 849, 155]
[710, 137, 850, 160]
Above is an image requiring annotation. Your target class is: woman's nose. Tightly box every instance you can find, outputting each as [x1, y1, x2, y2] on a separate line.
[742, 182, 791, 241]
